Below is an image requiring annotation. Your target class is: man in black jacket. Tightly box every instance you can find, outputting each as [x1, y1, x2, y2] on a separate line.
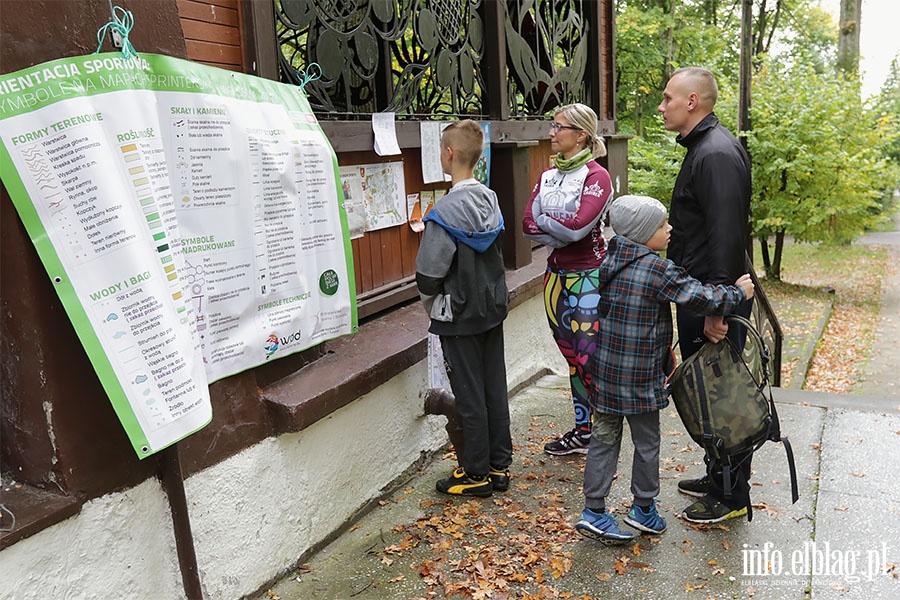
[658, 67, 754, 524]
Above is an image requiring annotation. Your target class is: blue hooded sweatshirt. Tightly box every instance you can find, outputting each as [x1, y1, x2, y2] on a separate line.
[415, 179, 508, 336]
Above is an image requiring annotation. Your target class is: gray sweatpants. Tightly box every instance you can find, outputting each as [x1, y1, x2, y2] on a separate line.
[583, 411, 660, 510]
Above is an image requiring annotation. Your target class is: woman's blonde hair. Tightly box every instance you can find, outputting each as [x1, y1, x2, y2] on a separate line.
[554, 103, 607, 158]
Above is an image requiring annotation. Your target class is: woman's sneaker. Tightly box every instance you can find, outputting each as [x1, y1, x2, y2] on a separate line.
[435, 468, 492, 497]
[624, 500, 667, 534]
[544, 428, 591, 455]
[575, 508, 636, 545]
[677, 475, 711, 497]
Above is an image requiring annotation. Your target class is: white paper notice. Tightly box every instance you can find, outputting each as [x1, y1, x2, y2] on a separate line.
[372, 112, 402, 156]
[428, 333, 451, 390]
[420, 122, 452, 184]
[407, 193, 423, 232]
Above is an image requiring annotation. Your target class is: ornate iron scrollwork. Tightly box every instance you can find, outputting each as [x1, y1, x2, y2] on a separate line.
[276, 0, 591, 119]
[276, 0, 485, 117]
[505, 0, 590, 116]
[744, 265, 784, 387]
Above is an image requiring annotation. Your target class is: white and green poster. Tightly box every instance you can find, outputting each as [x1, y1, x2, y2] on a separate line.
[0, 54, 357, 458]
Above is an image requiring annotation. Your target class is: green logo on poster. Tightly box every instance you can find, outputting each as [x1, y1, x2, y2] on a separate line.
[319, 269, 339, 296]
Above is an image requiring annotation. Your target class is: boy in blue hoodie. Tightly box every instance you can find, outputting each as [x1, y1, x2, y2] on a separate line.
[416, 120, 511, 498]
[575, 195, 754, 543]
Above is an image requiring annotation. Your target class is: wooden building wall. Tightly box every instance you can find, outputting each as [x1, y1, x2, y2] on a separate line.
[177, 0, 244, 71]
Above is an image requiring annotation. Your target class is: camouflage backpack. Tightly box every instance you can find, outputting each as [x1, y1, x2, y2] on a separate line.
[669, 314, 799, 511]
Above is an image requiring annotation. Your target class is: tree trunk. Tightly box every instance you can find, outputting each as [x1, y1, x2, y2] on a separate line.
[759, 235, 772, 276]
[837, 0, 862, 75]
[772, 230, 785, 282]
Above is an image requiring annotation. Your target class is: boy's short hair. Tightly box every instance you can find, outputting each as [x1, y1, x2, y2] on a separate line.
[441, 120, 484, 169]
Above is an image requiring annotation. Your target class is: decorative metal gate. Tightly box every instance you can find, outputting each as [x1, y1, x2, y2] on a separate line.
[276, 0, 596, 118]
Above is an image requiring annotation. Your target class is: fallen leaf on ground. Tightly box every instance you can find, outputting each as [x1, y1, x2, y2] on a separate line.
[752, 501, 784, 517]
[685, 580, 707, 591]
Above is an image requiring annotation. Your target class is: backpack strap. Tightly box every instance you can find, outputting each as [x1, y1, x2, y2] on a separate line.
[730, 316, 801, 507]
[781, 435, 800, 504]
[691, 359, 719, 461]
[762, 381, 799, 504]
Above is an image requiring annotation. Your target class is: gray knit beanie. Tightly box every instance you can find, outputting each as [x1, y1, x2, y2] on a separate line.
[609, 195, 667, 244]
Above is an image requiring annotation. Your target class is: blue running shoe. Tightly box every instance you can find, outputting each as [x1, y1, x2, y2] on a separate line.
[624, 500, 667, 534]
[575, 508, 636, 545]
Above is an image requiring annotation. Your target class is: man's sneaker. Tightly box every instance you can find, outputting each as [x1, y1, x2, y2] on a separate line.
[575, 508, 636, 545]
[544, 428, 591, 455]
[489, 467, 510, 492]
[436, 468, 492, 497]
[682, 495, 748, 524]
[624, 500, 667, 534]
[677, 475, 711, 498]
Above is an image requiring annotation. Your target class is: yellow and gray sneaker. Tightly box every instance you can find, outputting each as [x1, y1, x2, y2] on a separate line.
[682, 495, 748, 524]
[436, 468, 492, 497]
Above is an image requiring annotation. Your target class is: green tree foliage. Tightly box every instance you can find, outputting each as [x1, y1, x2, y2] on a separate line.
[626, 124, 684, 205]
[870, 58, 900, 168]
[615, 0, 732, 137]
[772, 3, 838, 73]
[616, 0, 899, 282]
[746, 58, 897, 279]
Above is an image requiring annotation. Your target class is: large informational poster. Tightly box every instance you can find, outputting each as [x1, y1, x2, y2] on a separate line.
[0, 53, 357, 457]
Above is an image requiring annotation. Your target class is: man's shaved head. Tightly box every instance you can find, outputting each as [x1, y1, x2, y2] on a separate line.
[670, 67, 718, 110]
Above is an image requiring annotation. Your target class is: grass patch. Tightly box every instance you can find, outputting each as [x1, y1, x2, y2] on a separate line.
[754, 241, 889, 391]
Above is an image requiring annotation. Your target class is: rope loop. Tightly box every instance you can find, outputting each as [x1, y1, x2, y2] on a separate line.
[298, 63, 322, 93]
[95, 5, 138, 59]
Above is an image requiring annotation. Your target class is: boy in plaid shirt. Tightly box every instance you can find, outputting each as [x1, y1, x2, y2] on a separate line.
[574, 195, 754, 544]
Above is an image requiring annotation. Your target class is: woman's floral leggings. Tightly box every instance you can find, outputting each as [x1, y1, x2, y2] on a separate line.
[543, 267, 601, 431]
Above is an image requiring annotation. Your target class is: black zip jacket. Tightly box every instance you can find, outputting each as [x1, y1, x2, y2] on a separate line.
[667, 113, 751, 285]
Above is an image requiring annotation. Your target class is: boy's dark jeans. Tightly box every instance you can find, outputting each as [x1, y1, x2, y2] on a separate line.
[441, 323, 512, 477]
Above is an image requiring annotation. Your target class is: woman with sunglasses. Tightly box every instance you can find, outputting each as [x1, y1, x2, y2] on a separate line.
[522, 103, 614, 456]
